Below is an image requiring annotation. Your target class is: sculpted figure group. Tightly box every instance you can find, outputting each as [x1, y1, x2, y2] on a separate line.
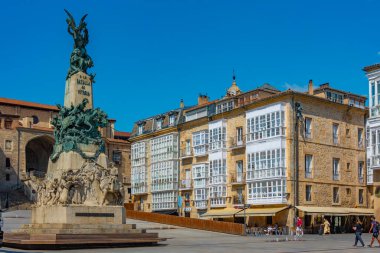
[32, 162, 124, 207]
[50, 98, 108, 161]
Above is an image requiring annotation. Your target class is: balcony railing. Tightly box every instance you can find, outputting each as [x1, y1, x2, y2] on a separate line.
[246, 167, 286, 181]
[229, 135, 246, 149]
[179, 179, 192, 190]
[230, 172, 246, 184]
[333, 136, 338, 144]
[358, 176, 364, 184]
[233, 195, 245, 205]
[180, 148, 193, 158]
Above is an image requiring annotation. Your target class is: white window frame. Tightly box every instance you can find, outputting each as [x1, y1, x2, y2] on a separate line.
[192, 130, 208, 155]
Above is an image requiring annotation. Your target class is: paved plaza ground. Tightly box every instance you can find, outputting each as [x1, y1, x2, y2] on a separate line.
[1, 219, 380, 253]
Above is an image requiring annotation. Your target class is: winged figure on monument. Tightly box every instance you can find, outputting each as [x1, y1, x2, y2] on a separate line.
[64, 9, 94, 80]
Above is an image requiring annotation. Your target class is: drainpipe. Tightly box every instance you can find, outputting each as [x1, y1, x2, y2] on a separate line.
[17, 128, 21, 188]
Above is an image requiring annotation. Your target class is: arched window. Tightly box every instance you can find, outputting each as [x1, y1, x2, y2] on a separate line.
[32, 115, 39, 124]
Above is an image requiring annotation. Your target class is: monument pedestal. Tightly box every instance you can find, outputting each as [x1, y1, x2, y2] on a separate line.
[32, 206, 125, 224]
[3, 206, 165, 249]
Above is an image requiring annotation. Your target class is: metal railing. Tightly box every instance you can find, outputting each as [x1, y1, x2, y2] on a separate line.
[180, 148, 193, 158]
[229, 135, 246, 149]
[233, 195, 245, 205]
[358, 177, 364, 184]
[230, 172, 246, 184]
[305, 171, 312, 179]
[179, 179, 192, 189]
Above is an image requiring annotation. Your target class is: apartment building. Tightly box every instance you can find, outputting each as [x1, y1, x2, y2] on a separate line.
[130, 78, 371, 229]
[129, 107, 185, 213]
[363, 63, 380, 220]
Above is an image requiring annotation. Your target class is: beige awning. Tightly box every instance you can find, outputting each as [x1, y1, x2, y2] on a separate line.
[235, 206, 289, 217]
[201, 208, 243, 218]
[347, 208, 374, 216]
[297, 206, 349, 215]
[296, 206, 374, 216]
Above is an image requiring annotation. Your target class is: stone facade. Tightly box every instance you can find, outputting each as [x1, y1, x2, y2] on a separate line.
[0, 97, 131, 206]
[130, 78, 371, 230]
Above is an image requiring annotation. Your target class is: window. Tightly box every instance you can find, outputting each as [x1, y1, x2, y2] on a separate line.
[4, 119, 12, 129]
[185, 139, 191, 156]
[5, 158, 10, 168]
[305, 155, 313, 178]
[333, 187, 339, 203]
[306, 185, 312, 201]
[5, 174, 10, 181]
[358, 189, 364, 204]
[112, 150, 122, 165]
[192, 131, 208, 155]
[209, 126, 226, 150]
[358, 161, 364, 183]
[346, 163, 350, 171]
[247, 179, 286, 204]
[346, 188, 351, 196]
[358, 128, 363, 148]
[5, 140, 12, 151]
[235, 160, 243, 183]
[333, 123, 339, 144]
[169, 115, 175, 126]
[377, 80, 380, 105]
[209, 159, 227, 185]
[247, 149, 286, 180]
[346, 128, 350, 137]
[236, 127, 243, 145]
[32, 115, 39, 124]
[372, 82, 376, 108]
[131, 142, 147, 194]
[333, 158, 340, 180]
[156, 119, 162, 130]
[152, 191, 177, 210]
[305, 118, 312, 138]
[138, 125, 143, 135]
[192, 164, 208, 188]
[216, 101, 234, 114]
[247, 110, 285, 142]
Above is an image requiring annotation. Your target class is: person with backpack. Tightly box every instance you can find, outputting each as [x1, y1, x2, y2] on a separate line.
[368, 216, 380, 248]
[353, 219, 365, 247]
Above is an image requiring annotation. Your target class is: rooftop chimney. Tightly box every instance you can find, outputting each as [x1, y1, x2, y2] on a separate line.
[180, 99, 184, 108]
[198, 94, 209, 105]
[308, 80, 313, 95]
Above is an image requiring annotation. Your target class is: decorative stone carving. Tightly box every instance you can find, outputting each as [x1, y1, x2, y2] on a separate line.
[31, 161, 124, 207]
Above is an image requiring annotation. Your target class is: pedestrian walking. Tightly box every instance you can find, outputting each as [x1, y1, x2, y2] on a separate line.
[368, 216, 380, 248]
[353, 219, 365, 247]
[323, 218, 330, 235]
[295, 217, 303, 239]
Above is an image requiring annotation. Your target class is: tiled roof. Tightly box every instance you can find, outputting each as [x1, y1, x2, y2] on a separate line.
[114, 131, 131, 138]
[363, 63, 380, 72]
[0, 97, 59, 111]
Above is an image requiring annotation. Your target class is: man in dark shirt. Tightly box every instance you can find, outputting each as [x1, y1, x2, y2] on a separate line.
[353, 219, 365, 247]
[368, 216, 380, 248]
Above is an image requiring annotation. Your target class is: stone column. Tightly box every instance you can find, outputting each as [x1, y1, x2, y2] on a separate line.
[64, 72, 93, 109]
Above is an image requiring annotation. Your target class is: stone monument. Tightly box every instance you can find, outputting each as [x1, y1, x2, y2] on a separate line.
[3, 10, 163, 249]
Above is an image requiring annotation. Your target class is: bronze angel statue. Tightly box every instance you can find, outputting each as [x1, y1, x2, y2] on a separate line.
[64, 9, 94, 80]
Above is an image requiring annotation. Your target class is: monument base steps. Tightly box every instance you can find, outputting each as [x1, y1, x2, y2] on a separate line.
[3, 206, 165, 249]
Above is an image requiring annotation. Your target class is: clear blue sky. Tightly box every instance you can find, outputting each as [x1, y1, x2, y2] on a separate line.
[1, 0, 379, 132]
